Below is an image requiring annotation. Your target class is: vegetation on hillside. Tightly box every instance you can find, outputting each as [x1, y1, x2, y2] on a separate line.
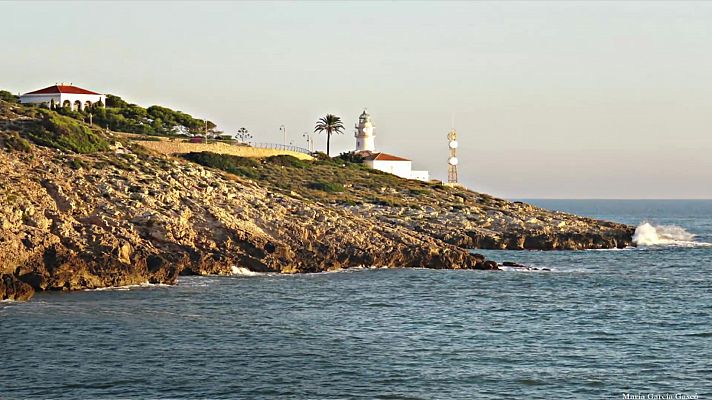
[56, 94, 217, 137]
[180, 151, 495, 209]
[3, 85, 219, 141]
[0, 100, 110, 154]
[182, 151, 260, 179]
[0, 131, 32, 153]
[26, 109, 110, 153]
[1, 87, 217, 137]
[0, 90, 18, 104]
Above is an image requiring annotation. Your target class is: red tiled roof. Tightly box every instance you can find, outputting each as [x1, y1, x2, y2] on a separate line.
[24, 84, 102, 95]
[363, 152, 410, 162]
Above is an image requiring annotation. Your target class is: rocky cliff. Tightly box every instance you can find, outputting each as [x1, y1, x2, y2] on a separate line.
[0, 101, 634, 300]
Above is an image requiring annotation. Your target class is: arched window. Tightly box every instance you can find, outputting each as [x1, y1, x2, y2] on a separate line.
[85, 101, 92, 110]
[62, 100, 71, 109]
[74, 100, 82, 111]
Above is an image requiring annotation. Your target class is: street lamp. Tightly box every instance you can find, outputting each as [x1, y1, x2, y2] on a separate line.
[204, 119, 208, 144]
[302, 132, 313, 152]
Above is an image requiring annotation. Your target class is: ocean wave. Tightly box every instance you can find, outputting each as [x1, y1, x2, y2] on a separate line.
[85, 282, 171, 291]
[587, 246, 637, 252]
[498, 266, 554, 273]
[632, 222, 711, 247]
[230, 266, 268, 276]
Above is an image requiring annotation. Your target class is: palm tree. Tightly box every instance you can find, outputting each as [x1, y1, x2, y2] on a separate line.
[314, 114, 344, 156]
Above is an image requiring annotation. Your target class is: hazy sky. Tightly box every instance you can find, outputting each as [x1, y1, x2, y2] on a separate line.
[2, 1, 711, 199]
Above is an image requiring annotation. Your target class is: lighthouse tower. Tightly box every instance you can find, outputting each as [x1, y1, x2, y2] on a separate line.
[355, 109, 376, 152]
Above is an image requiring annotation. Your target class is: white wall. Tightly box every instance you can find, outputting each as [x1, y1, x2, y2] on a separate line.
[20, 93, 106, 111]
[410, 170, 429, 181]
[355, 121, 376, 152]
[19, 94, 60, 107]
[366, 159, 412, 179]
[355, 135, 375, 152]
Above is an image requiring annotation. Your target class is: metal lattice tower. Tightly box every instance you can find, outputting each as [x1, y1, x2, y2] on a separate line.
[447, 129, 459, 184]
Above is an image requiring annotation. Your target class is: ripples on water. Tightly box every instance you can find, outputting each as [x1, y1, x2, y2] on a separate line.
[1, 200, 711, 399]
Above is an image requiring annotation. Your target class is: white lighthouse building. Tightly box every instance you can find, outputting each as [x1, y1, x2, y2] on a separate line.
[355, 109, 376, 152]
[354, 109, 429, 181]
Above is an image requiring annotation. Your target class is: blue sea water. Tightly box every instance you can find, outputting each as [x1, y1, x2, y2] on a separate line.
[1, 200, 711, 399]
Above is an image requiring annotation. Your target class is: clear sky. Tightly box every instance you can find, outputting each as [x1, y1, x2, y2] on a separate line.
[2, 1, 711, 199]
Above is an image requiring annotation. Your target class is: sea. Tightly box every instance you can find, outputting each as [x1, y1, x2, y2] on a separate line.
[1, 200, 711, 399]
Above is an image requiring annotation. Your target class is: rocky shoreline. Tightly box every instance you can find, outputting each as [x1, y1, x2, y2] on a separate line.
[0, 145, 504, 301]
[0, 102, 634, 301]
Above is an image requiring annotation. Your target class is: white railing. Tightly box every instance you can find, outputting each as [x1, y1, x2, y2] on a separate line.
[246, 142, 312, 155]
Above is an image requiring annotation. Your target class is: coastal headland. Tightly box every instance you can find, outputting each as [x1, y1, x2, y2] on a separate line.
[0, 99, 634, 300]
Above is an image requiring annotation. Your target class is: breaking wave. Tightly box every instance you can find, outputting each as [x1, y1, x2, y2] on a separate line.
[231, 266, 266, 276]
[632, 222, 710, 247]
[85, 282, 171, 291]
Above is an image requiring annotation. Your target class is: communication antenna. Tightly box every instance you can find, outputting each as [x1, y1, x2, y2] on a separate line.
[447, 127, 458, 184]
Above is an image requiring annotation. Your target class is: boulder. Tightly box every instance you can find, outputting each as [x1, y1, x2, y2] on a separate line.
[0, 274, 35, 301]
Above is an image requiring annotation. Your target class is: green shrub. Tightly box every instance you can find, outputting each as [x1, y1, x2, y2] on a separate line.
[409, 188, 429, 196]
[265, 154, 308, 168]
[308, 181, 344, 193]
[0, 131, 32, 153]
[68, 158, 87, 170]
[335, 151, 364, 164]
[25, 110, 109, 153]
[312, 151, 331, 161]
[182, 151, 261, 179]
[339, 198, 362, 206]
[369, 196, 403, 207]
[183, 151, 259, 169]
[233, 167, 260, 179]
[0, 90, 19, 104]
[128, 135, 162, 142]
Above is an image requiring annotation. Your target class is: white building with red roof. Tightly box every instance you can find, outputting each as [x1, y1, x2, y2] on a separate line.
[19, 83, 106, 111]
[355, 109, 429, 181]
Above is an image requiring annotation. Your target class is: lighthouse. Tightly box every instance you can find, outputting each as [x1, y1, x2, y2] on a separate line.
[354, 109, 376, 152]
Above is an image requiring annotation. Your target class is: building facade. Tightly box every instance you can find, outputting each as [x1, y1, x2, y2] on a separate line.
[363, 152, 412, 178]
[19, 84, 106, 111]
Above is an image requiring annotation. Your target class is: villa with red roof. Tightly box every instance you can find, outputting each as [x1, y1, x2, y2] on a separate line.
[19, 83, 106, 111]
[355, 110, 429, 181]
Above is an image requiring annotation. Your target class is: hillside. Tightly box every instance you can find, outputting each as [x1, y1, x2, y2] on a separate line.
[0, 100, 633, 300]
[183, 151, 633, 250]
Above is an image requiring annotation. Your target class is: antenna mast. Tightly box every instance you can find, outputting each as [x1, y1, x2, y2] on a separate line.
[447, 128, 458, 184]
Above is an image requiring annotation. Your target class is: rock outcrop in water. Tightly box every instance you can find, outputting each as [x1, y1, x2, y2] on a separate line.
[0, 101, 634, 300]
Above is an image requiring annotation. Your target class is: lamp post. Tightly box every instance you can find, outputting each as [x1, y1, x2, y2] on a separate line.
[302, 132, 313, 152]
[204, 119, 208, 144]
[279, 124, 286, 146]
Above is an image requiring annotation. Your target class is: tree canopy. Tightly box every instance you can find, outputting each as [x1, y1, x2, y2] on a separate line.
[59, 94, 216, 136]
[314, 114, 344, 156]
[0, 90, 19, 103]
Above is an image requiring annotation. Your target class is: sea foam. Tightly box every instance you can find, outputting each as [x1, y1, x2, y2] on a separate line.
[85, 282, 171, 291]
[231, 266, 264, 276]
[632, 222, 709, 247]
